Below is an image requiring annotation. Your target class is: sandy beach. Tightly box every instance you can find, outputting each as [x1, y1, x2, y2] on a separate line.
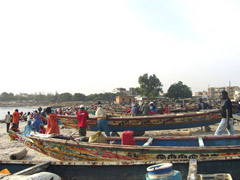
[0, 120, 240, 162]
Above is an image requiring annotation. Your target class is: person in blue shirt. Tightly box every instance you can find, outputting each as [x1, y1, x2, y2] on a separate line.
[131, 104, 140, 116]
[150, 102, 158, 114]
[31, 111, 43, 132]
[22, 120, 33, 135]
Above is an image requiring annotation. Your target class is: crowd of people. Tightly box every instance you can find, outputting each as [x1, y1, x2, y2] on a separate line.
[5, 107, 60, 135]
[5, 91, 240, 138]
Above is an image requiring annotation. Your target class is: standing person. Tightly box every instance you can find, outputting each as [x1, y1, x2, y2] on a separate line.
[197, 98, 210, 131]
[38, 107, 42, 114]
[58, 108, 63, 115]
[197, 98, 209, 111]
[12, 109, 20, 128]
[149, 102, 158, 114]
[141, 102, 150, 115]
[27, 112, 32, 121]
[39, 107, 60, 134]
[5, 111, 11, 132]
[95, 102, 110, 136]
[131, 104, 140, 116]
[77, 105, 89, 136]
[215, 91, 235, 136]
[31, 111, 43, 132]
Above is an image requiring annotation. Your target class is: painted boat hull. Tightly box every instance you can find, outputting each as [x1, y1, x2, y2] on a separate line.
[0, 159, 239, 180]
[58, 109, 221, 132]
[9, 131, 240, 164]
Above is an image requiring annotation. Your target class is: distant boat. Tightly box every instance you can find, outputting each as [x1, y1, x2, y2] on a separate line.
[58, 109, 221, 134]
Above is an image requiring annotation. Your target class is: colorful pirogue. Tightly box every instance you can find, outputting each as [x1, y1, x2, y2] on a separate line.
[58, 109, 221, 133]
[9, 130, 240, 163]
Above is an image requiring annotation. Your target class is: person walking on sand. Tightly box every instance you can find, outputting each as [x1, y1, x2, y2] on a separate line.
[12, 109, 20, 128]
[40, 107, 60, 134]
[5, 111, 11, 132]
[77, 105, 89, 136]
[215, 91, 235, 136]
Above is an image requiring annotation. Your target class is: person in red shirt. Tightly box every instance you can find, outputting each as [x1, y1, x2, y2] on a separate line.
[77, 105, 89, 136]
[12, 109, 20, 128]
[40, 107, 60, 134]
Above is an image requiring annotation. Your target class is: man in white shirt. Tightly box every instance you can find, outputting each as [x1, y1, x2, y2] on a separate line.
[95, 102, 110, 136]
[5, 111, 11, 132]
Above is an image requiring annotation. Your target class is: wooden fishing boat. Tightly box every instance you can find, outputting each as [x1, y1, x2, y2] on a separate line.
[58, 109, 221, 133]
[107, 111, 131, 117]
[1, 158, 239, 180]
[9, 130, 240, 163]
[0, 161, 61, 179]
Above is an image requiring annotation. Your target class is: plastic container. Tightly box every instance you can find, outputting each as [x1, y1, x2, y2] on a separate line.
[146, 163, 182, 180]
[146, 170, 182, 180]
[121, 131, 135, 145]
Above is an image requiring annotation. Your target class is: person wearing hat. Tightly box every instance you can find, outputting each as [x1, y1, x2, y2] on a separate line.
[77, 105, 89, 136]
[215, 91, 235, 136]
[95, 102, 110, 136]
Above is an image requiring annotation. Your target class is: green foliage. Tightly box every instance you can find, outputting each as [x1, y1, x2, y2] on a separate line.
[0, 92, 14, 101]
[73, 93, 86, 101]
[166, 81, 192, 100]
[58, 93, 73, 102]
[138, 73, 163, 97]
[0, 91, 119, 103]
[86, 93, 118, 102]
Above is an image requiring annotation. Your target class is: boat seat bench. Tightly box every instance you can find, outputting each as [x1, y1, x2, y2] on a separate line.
[198, 137, 204, 147]
[143, 137, 154, 146]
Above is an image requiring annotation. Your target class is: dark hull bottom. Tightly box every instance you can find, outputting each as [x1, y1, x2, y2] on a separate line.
[0, 159, 238, 180]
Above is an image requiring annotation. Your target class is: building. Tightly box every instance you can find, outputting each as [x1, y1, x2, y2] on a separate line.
[113, 88, 136, 96]
[116, 95, 135, 105]
[194, 91, 208, 96]
[208, 86, 240, 100]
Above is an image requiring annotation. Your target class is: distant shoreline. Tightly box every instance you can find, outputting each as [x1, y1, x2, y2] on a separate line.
[0, 100, 88, 108]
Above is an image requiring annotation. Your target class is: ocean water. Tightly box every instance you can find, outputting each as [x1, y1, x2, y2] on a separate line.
[0, 106, 38, 120]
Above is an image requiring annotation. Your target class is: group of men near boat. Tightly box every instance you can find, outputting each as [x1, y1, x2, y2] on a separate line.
[75, 90, 237, 137]
[5, 107, 60, 135]
[5, 90, 237, 137]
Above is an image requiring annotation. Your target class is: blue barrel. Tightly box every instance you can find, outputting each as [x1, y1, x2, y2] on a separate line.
[146, 163, 182, 180]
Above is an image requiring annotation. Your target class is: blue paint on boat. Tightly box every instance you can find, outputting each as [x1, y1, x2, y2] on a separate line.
[89, 119, 220, 132]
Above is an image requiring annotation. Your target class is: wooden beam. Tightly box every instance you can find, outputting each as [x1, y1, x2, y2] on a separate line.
[187, 159, 197, 180]
[13, 161, 51, 175]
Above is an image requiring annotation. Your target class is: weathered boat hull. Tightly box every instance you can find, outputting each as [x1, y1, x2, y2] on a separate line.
[58, 110, 221, 132]
[9, 131, 240, 164]
[0, 159, 239, 180]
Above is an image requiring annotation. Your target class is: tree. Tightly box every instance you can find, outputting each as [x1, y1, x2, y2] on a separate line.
[137, 74, 163, 97]
[58, 93, 73, 102]
[166, 81, 192, 100]
[73, 93, 86, 101]
[0, 92, 12, 101]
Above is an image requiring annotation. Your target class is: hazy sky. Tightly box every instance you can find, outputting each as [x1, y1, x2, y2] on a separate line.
[1, 0, 240, 95]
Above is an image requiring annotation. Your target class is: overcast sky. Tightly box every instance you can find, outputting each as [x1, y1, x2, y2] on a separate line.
[1, 0, 240, 95]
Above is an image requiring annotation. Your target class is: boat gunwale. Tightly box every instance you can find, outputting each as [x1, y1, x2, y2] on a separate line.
[57, 109, 220, 121]
[27, 135, 240, 152]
